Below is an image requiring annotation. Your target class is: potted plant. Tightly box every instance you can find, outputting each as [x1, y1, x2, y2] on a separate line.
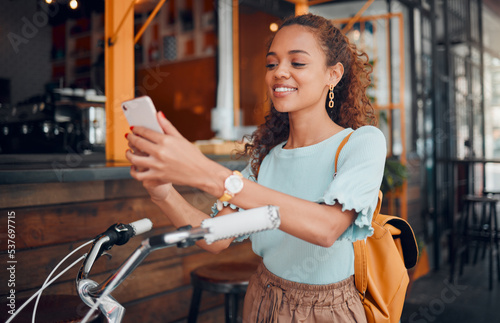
[381, 156, 408, 195]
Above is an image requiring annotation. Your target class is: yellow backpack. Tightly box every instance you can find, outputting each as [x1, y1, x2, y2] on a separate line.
[335, 132, 419, 323]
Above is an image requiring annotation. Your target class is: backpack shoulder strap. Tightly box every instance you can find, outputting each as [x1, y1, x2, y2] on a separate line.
[353, 239, 368, 296]
[333, 131, 369, 295]
[334, 131, 354, 174]
[353, 191, 383, 295]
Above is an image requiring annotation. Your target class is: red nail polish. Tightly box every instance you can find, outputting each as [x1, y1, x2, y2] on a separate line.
[130, 126, 134, 131]
[125, 133, 128, 139]
[159, 111, 165, 119]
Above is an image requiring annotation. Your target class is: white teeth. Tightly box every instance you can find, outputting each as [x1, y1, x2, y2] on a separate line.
[274, 87, 297, 92]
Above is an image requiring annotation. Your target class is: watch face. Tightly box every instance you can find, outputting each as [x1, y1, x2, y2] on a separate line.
[226, 174, 244, 194]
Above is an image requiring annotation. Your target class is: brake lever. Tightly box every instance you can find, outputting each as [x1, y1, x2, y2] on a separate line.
[77, 235, 111, 281]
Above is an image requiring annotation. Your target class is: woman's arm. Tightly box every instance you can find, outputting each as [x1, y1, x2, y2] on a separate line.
[126, 127, 236, 254]
[126, 112, 356, 248]
[228, 180, 355, 247]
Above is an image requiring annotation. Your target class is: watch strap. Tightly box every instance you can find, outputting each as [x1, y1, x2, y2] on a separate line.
[219, 192, 233, 202]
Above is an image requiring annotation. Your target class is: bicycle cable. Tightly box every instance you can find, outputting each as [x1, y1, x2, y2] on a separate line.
[7, 218, 153, 323]
[31, 239, 93, 323]
[5, 254, 87, 323]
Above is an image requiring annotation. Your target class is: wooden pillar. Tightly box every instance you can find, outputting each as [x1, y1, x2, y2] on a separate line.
[105, 0, 135, 162]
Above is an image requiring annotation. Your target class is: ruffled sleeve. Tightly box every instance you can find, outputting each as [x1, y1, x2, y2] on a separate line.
[317, 126, 387, 242]
[209, 163, 255, 242]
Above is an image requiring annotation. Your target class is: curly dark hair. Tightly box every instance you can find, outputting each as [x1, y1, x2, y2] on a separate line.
[239, 13, 375, 179]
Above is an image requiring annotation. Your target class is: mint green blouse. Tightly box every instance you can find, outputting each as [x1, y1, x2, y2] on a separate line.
[211, 126, 386, 284]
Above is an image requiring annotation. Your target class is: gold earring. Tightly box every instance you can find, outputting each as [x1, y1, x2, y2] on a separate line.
[329, 84, 335, 108]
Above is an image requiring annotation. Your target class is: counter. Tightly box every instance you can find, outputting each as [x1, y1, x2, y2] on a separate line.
[0, 152, 248, 184]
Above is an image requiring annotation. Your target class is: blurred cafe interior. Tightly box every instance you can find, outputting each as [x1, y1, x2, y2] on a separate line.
[1, 0, 500, 322]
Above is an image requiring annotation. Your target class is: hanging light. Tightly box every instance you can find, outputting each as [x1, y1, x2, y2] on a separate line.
[69, 0, 78, 9]
[45, 0, 53, 4]
[269, 23, 279, 32]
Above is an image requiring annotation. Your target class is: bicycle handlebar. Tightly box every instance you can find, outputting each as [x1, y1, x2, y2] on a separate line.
[78, 218, 153, 281]
[76, 205, 281, 323]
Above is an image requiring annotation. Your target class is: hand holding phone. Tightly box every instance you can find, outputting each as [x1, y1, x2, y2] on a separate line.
[123, 96, 217, 195]
[121, 96, 163, 133]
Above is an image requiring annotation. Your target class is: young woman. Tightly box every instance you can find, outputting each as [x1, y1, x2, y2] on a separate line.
[126, 13, 386, 322]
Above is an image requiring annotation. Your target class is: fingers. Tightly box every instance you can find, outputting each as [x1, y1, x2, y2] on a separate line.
[125, 149, 155, 172]
[126, 131, 158, 155]
[127, 146, 149, 173]
[129, 115, 183, 145]
[130, 163, 150, 181]
[128, 113, 184, 152]
[129, 126, 165, 145]
[128, 142, 147, 157]
[126, 115, 198, 187]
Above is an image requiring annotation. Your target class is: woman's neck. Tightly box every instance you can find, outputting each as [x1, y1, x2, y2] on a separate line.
[284, 109, 344, 149]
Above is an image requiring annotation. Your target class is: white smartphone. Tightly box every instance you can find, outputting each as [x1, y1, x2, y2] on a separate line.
[121, 96, 163, 133]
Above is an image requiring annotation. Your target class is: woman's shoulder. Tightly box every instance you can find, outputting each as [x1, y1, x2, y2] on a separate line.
[341, 126, 386, 158]
[349, 126, 385, 145]
[352, 125, 384, 137]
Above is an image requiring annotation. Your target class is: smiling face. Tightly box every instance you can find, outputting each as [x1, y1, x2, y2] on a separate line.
[265, 24, 340, 115]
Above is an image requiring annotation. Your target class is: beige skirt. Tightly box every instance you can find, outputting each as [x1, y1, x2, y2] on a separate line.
[242, 262, 367, 323]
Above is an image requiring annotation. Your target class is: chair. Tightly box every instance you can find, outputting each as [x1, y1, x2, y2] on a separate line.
[451, 195, 500, 290]
[187, 261, 258, 323]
